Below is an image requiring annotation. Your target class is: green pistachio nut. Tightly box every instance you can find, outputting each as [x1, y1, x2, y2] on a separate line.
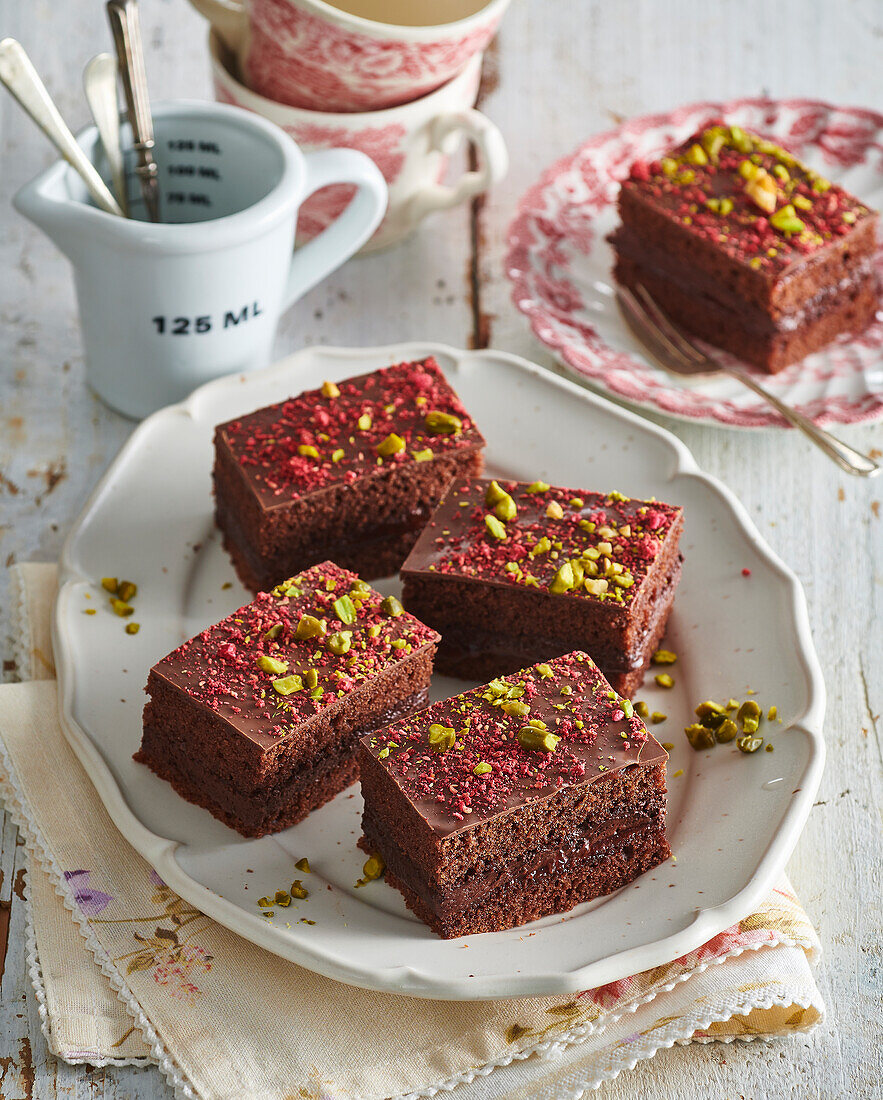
[381, 595, 404, 618]
[326, 631, 352, 656]
[517, 726, 560, 752]
[295, 615, 326, 640]
[257, 654, 288, 675]
[424, 410, 462, 435]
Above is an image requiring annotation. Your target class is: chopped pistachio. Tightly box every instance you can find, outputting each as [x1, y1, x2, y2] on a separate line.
[650, 712, 667, 724]
[412, 448, 433, 462]
[742, 716, 760, 734]
[770, 204, 805, 234]
[376, 433, 405, 458]
[101, 577, 118, 594]
[568, 497, 584, 508]
[257, 654, 288, 675]
[357, 413, 372, 431]
[83, 607, 97, 615]
[715, 718, 739, 743]
[549, 561, 577, 594]
[546, 501, 565, 520]
[362, 854, 385, 881]
[792, 193, 813, 211]
[485, 514, 507, 540]
[125, 622, 140, 635]
[272, 674, 303, 696]
[695, 700, 726, 724]
[517, 726, 560, 752]
[737, 734, 764, 754]
[728, 125, 753, 153]
[501, 699, 530, 717]
[473, 761, 492, 776]
[685, 142, 708, 166]
[117, 580, 137, 602]
[256, 896, 273, 908]
[583, 577, 609, 596]
[390, 638, 407, 649]
[367, 623, 381, 638]
[331, 448, 345, 463]
[264, 623, 284, 641]
[303, 668, 319, 689]
[274, 889, 291, 907]
[428, 723, 457, 752]
[381, 595, 404, 618]
[634, 700, 649, 719]
[424, 410, 462, 435]
[684, 723, 715, 751]
[767, 705, 778, 721]
[621, 698, 634, 719]
[290, 879, 309, 899]
[295, 614, 326, 639]
[654, 673, 674, 689]
[651, 649, 677, 665]
[494, 494, 517, 522]
[332, 594, 357, 624]
[737, 699, 761, 723]
[485, 480, 508, 506]
[535, 663, 553, 679]
[295, 857, 311, 874]
[298, 444, 320, 459]
[529, 536, 552, 558]
[726, 698, 740, 711]
[526, 480, 550, 494]
[110, 598, 134, 617]
[327, 631, 352, 656]
[321, 380, 340, 398]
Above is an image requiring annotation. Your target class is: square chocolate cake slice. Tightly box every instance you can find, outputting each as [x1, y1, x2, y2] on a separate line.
[400, 477, 683, 696]
[213, 357, 486, 590]
[359, 651, 671, 938]
[611, 122, 879, 372]
[136, 561, 440, 837]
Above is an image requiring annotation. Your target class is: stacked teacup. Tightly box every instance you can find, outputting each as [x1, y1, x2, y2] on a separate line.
[191, 0, 510, 250]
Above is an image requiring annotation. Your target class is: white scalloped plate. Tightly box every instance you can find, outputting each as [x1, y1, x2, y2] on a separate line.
[54, 342, 825, 999]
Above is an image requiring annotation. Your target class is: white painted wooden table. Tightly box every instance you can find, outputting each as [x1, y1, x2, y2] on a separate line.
[1, 1, 881, 1096]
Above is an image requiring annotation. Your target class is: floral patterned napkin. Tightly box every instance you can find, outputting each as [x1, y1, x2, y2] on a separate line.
[0, 563, 824, 1100]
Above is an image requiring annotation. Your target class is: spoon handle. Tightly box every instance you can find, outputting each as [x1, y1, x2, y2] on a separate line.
[0, 38, 123, 217]
[83, 53, 128, 216]
[726, 366, 880, 477]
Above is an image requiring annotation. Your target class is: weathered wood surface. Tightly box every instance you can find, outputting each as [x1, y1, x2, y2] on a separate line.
[1, 0, 881, 1097]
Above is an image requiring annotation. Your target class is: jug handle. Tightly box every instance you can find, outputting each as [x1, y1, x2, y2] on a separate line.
[283, 148, 387, 312]
[187, 0, 247, 54]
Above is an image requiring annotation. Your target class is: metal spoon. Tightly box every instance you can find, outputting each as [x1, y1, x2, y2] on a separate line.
[0, 38, 123, 217]
[83, 52, 127, 215]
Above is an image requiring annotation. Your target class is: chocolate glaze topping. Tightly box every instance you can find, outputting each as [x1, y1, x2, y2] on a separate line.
[363, 650, 667, 837]
[151, 561, 439, 750]
[215, 358, 486, 510]
[401, 477, 681, 609]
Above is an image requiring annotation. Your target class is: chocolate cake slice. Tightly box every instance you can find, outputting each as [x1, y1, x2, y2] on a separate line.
[400, 477, 683, 696]
[213, 357, 486, 590]
[611, 123, 880, 372]
[136, 561, 440, 837]
[359, 651, 670, 938]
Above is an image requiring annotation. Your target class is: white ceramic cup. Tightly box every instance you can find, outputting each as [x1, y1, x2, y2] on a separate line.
[190, 0, 511, 112]
[211, 34, 507, 251]
[13, 100, 387, 419]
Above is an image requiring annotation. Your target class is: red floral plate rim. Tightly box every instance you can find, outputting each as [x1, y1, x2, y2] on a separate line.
[505, 96, 883, 430]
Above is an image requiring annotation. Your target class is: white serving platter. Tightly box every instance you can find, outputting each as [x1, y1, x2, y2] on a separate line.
[54, 342, 825, 1000]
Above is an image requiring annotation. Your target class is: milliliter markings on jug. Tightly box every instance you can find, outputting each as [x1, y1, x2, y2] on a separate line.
[151, 302, 263, 335]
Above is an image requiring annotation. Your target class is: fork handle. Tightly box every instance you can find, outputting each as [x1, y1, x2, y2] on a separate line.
[724, 367, 879, 478]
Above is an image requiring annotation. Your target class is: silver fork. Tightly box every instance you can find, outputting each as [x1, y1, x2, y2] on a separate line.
[617, 284, 879, 478]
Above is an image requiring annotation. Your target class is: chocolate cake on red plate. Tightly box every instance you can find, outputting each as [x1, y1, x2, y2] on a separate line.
[136, 561, 439, 837]
[610, 123, 879, 372]
[400, 477, 683, 696]
[213, 357, 486, 591]
[359, 651, 671, 938]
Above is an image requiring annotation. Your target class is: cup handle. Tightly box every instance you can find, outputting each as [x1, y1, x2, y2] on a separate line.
[283, 148, 388, 311]
[187, 0, 247, 53]
[406, 108, 508, 222]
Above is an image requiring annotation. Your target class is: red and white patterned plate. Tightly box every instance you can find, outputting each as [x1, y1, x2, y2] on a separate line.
[506, 98, 883, 429]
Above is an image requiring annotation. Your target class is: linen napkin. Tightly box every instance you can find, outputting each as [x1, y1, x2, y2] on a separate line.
[0, 562, 824, 1100]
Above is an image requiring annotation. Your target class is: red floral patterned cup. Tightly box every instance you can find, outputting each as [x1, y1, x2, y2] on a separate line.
[210, 31, 507, 251]
[190, 0, 510, 112]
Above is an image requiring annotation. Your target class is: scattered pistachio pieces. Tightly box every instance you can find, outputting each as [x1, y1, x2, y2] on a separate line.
[650, 712, 667, 724]
[257, 654, 288, 675]
[84, 608, 97, 616]
[715, 718, 739, 743]
[485, 514, 507, 541]
[321, 380, 340, 398]
[634, 700, 649, 719]
[110, 598, 134, 617]
[535, 663, 553, 679]
[549, 561, 577, 594]
[381, 595, 404, 618]
[684, 723, 715, 751]
[494, 494, 517, 522]
[737, 734, 764, 754]
[412, 448, 433, 462]
[298, 444, 320, 459]
[117, 580, 137, 602]
[473, 761, 492, 775]
[331, 448, 345, 463]
[125, 622, 140, 635]
[654, 673, 674, 689]
[428, 723, 457, 752]
[272, 674, 303, 696]
[274, 889, 291, 908]
[661, 742, 674, 751]
[376, 432, 405, 458]
[290, 879, 309, 899]
[485, 480, 508, 506]
[332, 594, 357, 624]
[327, 630, 352, 656]
[545, 501, 564, 520]
[767, 705, 778, 721]
[651, 649, 677, 665]
[501, 699, 530, 717]
[256, 896, 273, 908]
[101, 577, 118, 593]
[354, 853, 385, 887]
[295, 857, 311, 874]
[264, 622, 283, 640]
[357, 413, 372, 431]
[295, 614, 326, 639]
[526, 480, 550, 494]
[424, 410, 462, 435]
[517, 725, 560, 753]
